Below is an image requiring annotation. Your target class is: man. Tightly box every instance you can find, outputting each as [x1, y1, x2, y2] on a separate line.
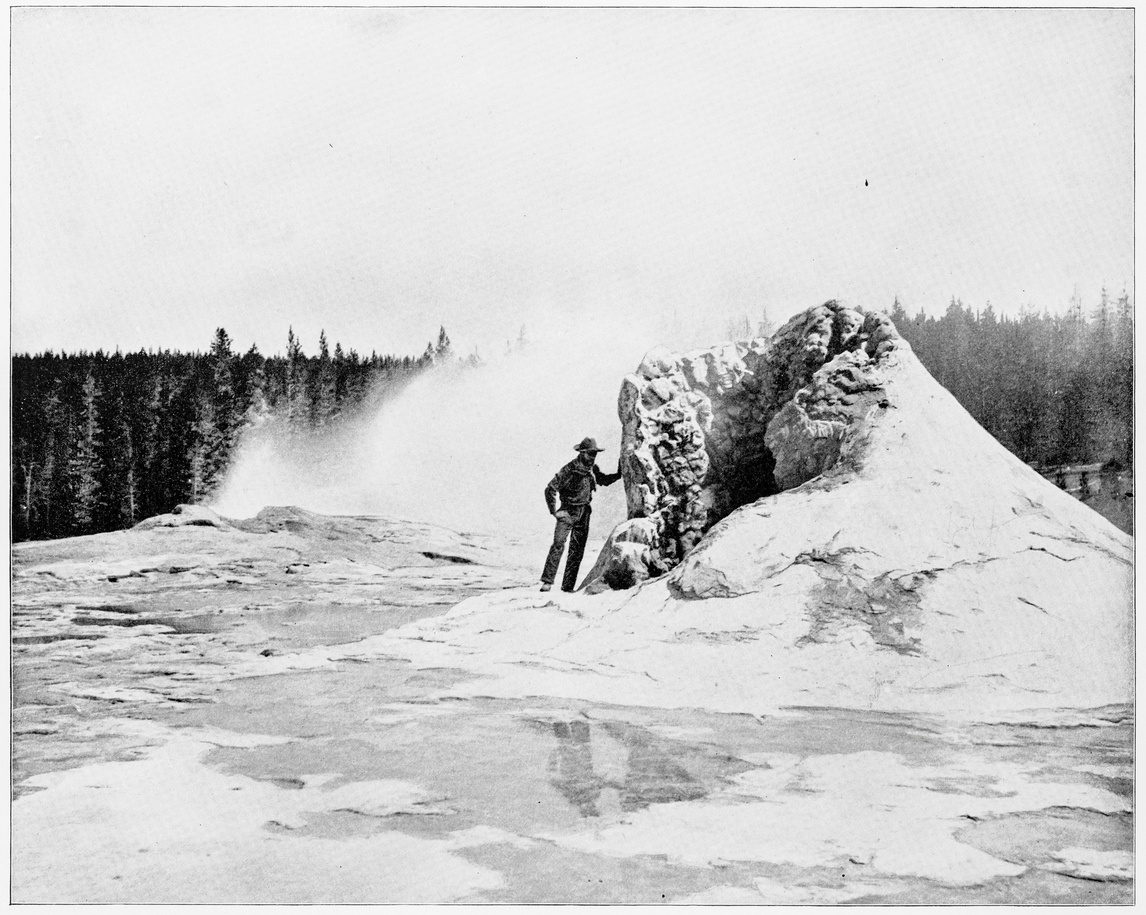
[541, 437, 622, 592]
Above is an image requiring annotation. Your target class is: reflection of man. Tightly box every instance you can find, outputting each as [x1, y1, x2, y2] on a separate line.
[548, 720, 601, 817]
[541, 437, 621, 592]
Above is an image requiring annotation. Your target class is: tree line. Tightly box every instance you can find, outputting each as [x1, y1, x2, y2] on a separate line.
[12, 326, 456, 542]
[891, 288, 1133, 471]
[10, 290, 1133, 543]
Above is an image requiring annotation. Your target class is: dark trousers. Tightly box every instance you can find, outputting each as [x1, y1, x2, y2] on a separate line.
[542, 505, 591, 591]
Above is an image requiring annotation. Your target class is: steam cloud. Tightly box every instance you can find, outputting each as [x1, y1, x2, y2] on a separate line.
[210, 307, 746, 564]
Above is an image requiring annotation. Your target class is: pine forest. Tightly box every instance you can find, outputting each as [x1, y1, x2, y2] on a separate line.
[11, 291, 1133, 543]
[12, 326, 457, 542]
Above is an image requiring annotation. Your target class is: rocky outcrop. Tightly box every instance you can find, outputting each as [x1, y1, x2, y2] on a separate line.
[584, 300, 901, 591]
[133, 504, 236, 531]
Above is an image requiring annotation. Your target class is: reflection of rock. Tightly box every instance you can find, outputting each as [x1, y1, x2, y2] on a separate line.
[600, 722, 707, 812]
[545, 719, 714, 818]
[584, 300, 901, 590]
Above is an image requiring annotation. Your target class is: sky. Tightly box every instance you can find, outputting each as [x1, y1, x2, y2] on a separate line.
[11, 7, 1134, 361]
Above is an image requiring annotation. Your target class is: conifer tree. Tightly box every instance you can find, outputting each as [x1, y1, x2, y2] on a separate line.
[756, 306, 775, 339]
[435, 326, 452, 361]
[889, 296, 909, 329]
[311, 330, 337, 427]
[210, 327, 238, 444]
[67, 370, 102, 531]
[187, 393, 219, 502]
[333, 341, 347, 407]
[237, 344, 270, 428]
[285, 327, 307, 430]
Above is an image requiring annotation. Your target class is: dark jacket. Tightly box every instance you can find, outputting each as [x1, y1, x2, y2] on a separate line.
[545, 458, 621, 514]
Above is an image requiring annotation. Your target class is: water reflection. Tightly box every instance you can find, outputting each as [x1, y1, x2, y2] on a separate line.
[546, 719, 707, 817]
[549, 721, 602, 816]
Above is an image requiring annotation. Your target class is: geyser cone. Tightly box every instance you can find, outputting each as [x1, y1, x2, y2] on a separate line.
[579, 299, 1132, 709]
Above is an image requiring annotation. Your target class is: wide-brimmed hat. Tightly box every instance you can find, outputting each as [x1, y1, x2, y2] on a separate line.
[574, 437, 604, 453]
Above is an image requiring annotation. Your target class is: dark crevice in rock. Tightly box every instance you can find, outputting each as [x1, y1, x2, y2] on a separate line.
[420, 551, 475, 565]
[1056, 872, 1129, 885]
[584, 300, 903, 592]
[1024, 546, 1081, 562]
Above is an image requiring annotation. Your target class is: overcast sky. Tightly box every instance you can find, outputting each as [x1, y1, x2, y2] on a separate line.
[12, 8, 1133, 358]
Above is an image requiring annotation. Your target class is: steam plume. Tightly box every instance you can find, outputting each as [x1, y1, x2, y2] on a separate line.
[210, 307, 742, 560]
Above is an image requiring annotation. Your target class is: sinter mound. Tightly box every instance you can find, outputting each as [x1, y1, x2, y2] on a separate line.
[560, 300, 1132, 710]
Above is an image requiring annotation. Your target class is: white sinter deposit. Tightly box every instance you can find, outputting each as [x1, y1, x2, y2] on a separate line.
[358, 300, 1132, 717]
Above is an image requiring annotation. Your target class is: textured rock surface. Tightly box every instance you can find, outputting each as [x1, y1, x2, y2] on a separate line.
[585, 300, 901, 589]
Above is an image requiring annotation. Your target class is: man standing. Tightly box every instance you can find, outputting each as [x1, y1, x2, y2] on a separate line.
[541, 437, 622, 592]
